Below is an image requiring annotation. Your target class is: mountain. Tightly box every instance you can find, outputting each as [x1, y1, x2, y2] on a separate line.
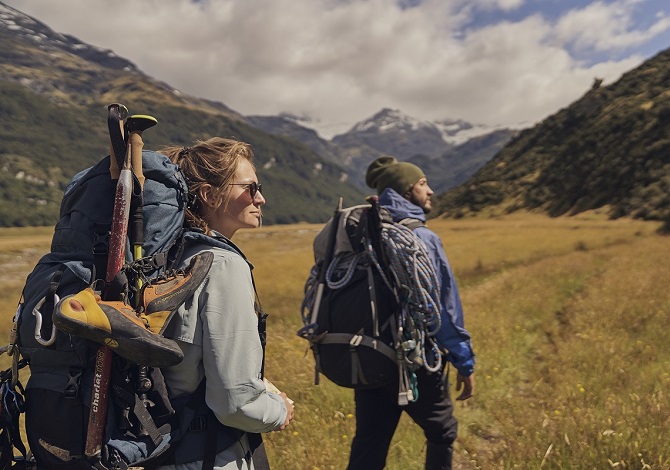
[408, 128, 518, 192]
[332, 108, 453, 160]
[250, 108, 518, 191]
[436, 47, 670, 224]
[0, 2, 364, 227]
[246, 113, 350, 166]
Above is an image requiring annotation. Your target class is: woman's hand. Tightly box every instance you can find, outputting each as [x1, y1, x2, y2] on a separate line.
[279, 392, 295, 429]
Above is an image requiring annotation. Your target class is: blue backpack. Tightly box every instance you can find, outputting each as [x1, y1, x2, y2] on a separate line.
[0, 151, 240, 469]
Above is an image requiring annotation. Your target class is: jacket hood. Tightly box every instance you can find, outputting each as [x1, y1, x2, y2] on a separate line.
[377, 188, 426, 223]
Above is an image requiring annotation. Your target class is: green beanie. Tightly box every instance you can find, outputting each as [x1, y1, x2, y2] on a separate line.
[365, 156, 425, 195]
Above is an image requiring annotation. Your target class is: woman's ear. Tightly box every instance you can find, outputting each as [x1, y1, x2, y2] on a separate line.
[198, 184, 218, 209]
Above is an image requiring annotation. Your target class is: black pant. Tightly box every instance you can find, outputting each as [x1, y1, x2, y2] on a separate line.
[347, 367, 458, 470]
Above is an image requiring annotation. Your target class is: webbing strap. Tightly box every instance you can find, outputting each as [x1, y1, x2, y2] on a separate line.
[397, 350, 411, 406]
[312, 346, 321, 385]
[92, 226, 110, 284]
[111, 385, 162, 446]
[317, 333, 397, 363]
[367, 266, 380, 337]
[349, 337, 366, 386]
[202, 412, 217, 470]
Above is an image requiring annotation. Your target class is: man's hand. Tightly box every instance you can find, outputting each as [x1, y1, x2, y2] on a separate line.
[455, 372, 474, 401]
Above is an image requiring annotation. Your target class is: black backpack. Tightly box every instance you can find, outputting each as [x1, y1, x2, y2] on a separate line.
[0, 150, 241, 469]
[298, 197, 443, 406]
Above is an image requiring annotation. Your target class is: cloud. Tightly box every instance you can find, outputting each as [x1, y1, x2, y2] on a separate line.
[470, 0, 526, 12]
[554, 0, 670, 52]
[5, 0, 669, 138]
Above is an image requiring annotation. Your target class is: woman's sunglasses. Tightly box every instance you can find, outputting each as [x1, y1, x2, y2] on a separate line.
[230, 181, 262, 199]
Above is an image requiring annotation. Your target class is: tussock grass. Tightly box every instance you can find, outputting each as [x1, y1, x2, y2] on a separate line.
[1, 214, 669, 469]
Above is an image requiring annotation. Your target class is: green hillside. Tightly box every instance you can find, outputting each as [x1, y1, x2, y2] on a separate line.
[0, 8, 364, 227]
[437, 47, 670, 224]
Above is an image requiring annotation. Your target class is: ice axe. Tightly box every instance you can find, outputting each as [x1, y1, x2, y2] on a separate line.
[85, 104, 137, 460]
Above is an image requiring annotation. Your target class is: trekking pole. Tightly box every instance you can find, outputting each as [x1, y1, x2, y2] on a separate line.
[84, 103, 132, 460]
[126, 115, 157, 267]
[309, 197, 343, 325]
[125, 115, 158, 425]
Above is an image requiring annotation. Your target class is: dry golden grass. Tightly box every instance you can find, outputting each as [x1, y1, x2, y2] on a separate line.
[1, 214, 669, 469]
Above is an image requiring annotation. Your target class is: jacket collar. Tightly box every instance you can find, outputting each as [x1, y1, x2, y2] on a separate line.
[377, 188, 426, 223]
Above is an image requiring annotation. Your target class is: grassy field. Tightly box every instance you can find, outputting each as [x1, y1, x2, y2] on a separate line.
[1, 213, 669, 469]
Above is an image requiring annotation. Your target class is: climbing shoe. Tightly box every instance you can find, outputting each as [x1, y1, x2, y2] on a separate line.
[53, 288, 184, 368]
[140, 251, 214, 334]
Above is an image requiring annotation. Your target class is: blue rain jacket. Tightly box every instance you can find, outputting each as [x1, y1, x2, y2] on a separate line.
[378, 188, 475, 376]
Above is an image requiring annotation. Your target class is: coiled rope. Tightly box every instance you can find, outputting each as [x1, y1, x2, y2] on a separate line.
[378, 222, 442, 373]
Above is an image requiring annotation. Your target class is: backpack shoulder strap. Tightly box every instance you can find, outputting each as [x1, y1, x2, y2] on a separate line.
[397, 217, 425, 231]
[172, 229, 269, 377]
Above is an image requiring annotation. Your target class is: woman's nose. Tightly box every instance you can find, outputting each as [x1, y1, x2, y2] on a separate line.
[254, 190, 266, 205]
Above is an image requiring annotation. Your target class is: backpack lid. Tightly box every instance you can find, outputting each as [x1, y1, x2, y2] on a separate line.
[313, 204, 396, 262]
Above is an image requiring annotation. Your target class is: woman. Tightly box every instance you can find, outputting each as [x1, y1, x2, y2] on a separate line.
[158, 137, 294, 469]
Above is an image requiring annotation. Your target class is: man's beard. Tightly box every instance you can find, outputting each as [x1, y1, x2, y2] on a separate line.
[409, 194, 432, 214]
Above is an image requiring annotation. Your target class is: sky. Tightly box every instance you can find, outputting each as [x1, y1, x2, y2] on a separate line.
[5, 0, 670, 138]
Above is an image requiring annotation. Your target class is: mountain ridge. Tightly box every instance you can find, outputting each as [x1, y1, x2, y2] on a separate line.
[250, 107, 519, 191]
[436, 46, 670, 225]
[0, 1, 364, 227]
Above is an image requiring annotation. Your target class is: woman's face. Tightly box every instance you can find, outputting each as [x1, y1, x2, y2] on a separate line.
[208, 158, 265, 238]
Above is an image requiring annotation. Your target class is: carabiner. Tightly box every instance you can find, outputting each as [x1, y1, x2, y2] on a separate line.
[33, 294, 59, 347]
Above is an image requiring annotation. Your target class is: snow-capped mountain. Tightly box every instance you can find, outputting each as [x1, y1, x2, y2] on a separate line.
[247, 108, 523, 192]
[332, 108, 524, 160]
[333, 108, 451, 160]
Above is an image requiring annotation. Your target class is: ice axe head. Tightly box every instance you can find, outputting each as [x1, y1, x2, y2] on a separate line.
[107, 103, 129, 179]
[108, 103, 129, 121]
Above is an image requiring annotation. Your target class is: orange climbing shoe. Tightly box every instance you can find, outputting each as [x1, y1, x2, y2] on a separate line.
[53, 288, 183, 368]
[140, 251, 214, 334]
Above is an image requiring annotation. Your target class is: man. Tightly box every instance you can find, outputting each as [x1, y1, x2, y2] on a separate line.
[347, 156, 476, 470]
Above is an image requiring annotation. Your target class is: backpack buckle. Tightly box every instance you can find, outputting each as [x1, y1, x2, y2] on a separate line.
[189, 415, 207, 432]
[349, 334, 363, 349]
[63, 369, 82, 399]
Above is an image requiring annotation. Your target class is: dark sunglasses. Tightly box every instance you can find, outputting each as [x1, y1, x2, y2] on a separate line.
[230, 181, 262, 198]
